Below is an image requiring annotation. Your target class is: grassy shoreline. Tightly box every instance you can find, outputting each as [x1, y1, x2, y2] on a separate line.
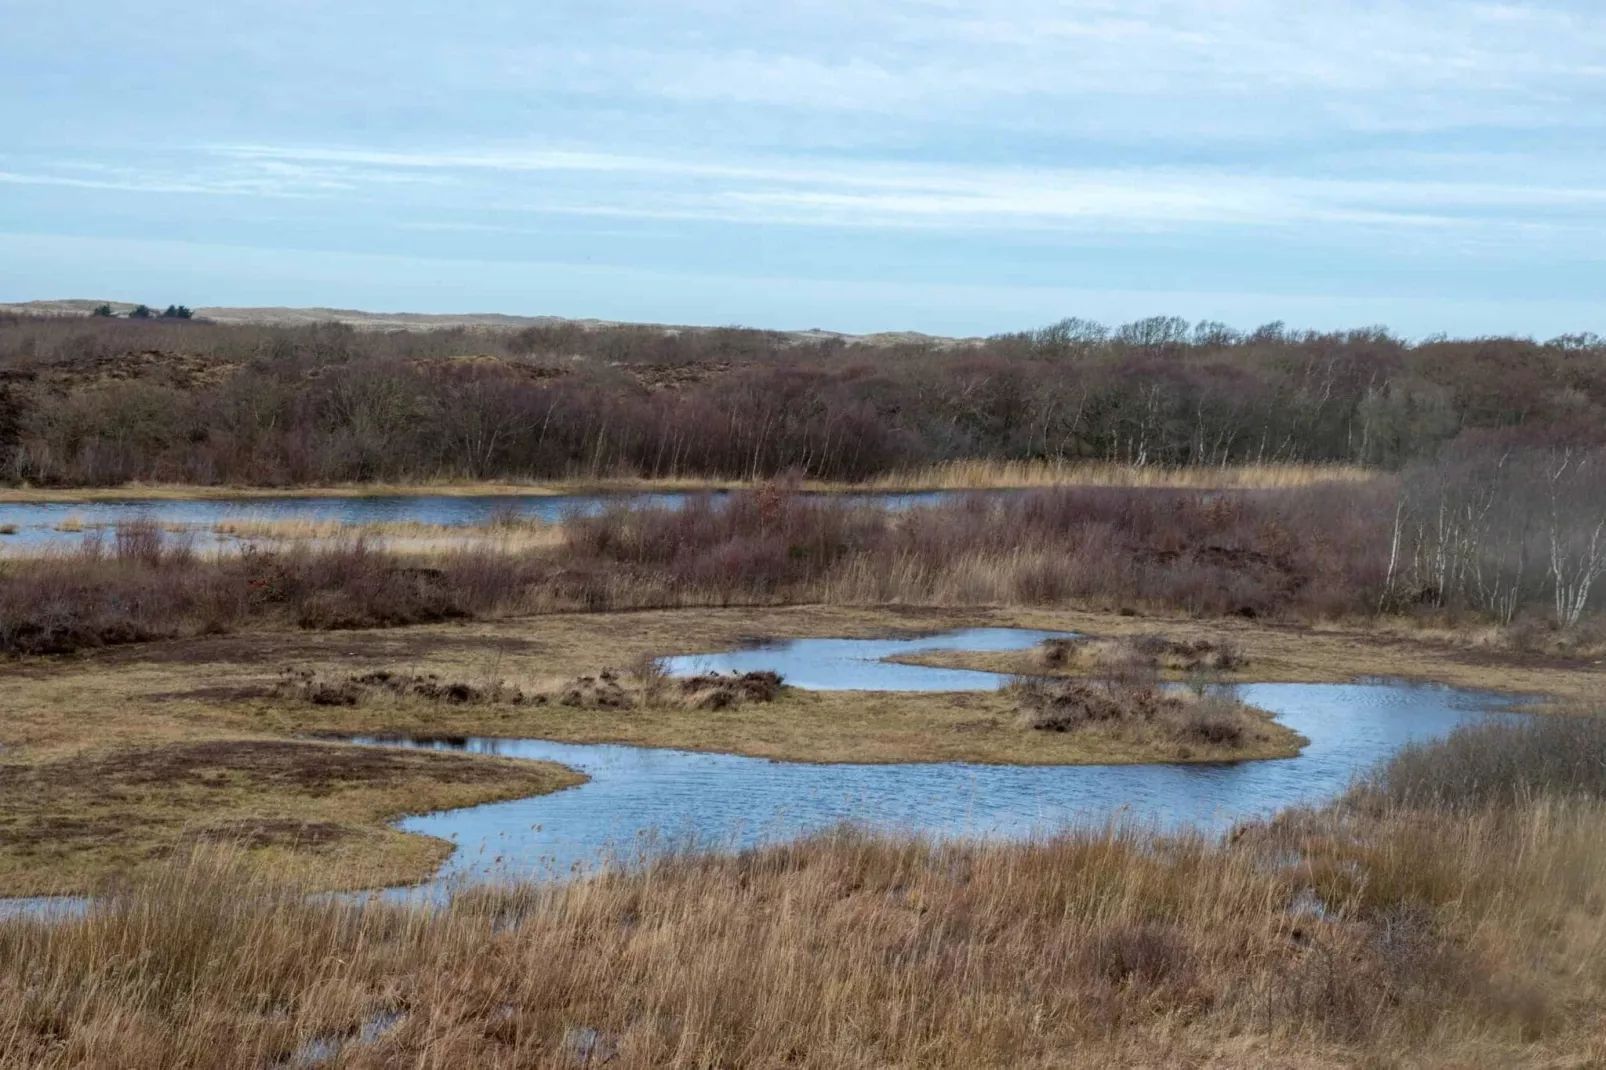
[0, 461, 1378, 503]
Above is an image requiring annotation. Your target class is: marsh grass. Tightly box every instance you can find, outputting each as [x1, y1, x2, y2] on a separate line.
[865, 459, 1378, 492]
[3, 484, 1599, 658]
[210, 514, 564, 556]
[4, 754, 1604, 1067]
[1351, 710, 1606, 812]
[1006, 674, 1269, 755]
[0, 524, 541, 654]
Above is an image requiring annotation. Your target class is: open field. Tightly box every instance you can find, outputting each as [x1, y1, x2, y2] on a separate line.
[2, 714, 1604, 1068]
[0, 739, 580, 898]
[3, 602, 1600, 897]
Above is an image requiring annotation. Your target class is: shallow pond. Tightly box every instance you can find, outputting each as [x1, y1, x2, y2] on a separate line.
[356, 629, 1517, 901]
[661, 627, 1076, 690]
[0, 628, 1520, 917]
[0, 489, 964, 553]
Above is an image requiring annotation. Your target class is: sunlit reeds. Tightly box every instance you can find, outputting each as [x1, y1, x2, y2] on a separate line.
[863, 459, 1378, 491]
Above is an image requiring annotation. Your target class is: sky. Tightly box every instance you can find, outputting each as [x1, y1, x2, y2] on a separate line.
[1, 0, 1602, 338]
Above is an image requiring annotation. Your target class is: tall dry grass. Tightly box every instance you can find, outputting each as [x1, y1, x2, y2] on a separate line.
[0, 520, 542, 654]
[4, 717, 1605, 1067]
[560, 482, 1390, 620]
[210, 515, 564, 556]
[3, 481, 1598, 657]
[864, 459, 1378, 492]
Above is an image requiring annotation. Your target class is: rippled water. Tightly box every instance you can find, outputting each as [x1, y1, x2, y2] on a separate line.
[0, 489, 963, 552]
[357, 630, 1517, 901]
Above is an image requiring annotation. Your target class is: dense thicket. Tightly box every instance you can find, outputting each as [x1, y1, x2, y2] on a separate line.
[1, 313, 1602, 486]
[6, 461, 1602, 656]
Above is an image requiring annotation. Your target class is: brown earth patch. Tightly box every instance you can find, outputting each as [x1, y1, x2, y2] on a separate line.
[86, 629, 547, 667]
[148, 684, 278, 703]
[74, 739, 525, 793]
[0, 814, 147, 849]
[183, 818, 351, 850]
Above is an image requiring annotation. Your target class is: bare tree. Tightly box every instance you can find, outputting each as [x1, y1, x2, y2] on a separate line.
[1545, 449, 1606, 629]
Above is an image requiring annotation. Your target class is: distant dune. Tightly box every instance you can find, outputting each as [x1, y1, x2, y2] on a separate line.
[0, 299, 973, 348]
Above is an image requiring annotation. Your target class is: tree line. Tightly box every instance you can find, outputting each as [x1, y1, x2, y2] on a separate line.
[0, 312, 1601, 486]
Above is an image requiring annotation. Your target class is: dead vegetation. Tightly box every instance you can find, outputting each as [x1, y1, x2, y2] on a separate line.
[1, 715, 1603, 1068]
[1008, 676, 1272, 755]
[3, 480, 1603, 660]
[275, 668, 534, 707]
[273, 665, 786, 714]
[1036, 633, 1248, 675]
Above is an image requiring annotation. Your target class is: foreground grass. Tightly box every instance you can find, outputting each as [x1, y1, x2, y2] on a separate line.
[2, 716, 1604, 1067]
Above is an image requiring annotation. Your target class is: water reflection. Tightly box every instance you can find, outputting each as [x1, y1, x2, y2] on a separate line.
[660, 627, 1075, 690]
[0, 489, 969, 553]
[0, 629, 1522, 917]
[353, 629, 1517, 900]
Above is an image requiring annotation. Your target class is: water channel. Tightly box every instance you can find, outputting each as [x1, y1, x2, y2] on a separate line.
[0, 627, 1519, 917]
[363, 629, 1516, 901]
[0, 490, 962, 553]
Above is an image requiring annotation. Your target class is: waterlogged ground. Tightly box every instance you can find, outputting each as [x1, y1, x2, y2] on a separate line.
[352, 630, 1517, 900]
[660, 627, 1075, 690]
[0, 490, 963, 553]
[1, 608, 1563, 918]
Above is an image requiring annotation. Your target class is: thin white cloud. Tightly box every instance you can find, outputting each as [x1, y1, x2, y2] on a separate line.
[193, 143, 1606, 237]
[476, 0, 1606, 131]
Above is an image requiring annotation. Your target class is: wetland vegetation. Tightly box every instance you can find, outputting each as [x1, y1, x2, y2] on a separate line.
[0, 309, 1603, 1066]
[2, 714, 1604, 1068]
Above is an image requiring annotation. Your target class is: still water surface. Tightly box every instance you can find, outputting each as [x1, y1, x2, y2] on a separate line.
[356, 630, 1516, 900]
[0, 629, 1517, 917]
[0, 490, 960, 552]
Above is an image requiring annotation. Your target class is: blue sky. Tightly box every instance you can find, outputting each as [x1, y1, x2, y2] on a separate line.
[1, 0, 1602, 337]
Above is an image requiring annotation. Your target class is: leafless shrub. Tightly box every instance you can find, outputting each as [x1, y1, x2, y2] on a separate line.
[675, 670, 784, 710]
[1353, 713, 1606, 812]
[1179, 698, 1247, 746]
[629, 653, 670, 706]
[556, 671, 632, 710]
[1011, 675, 1254, 750]
[276, 667, 531, 707]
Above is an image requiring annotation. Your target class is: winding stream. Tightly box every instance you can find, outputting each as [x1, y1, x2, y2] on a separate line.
[361, 630, 1516, 901]
[0, 628, 1519, 917]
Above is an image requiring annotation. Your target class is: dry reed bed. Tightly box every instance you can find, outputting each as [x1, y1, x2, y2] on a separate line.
[0, 462, 1374, 505]
[1, 481, 1600, 658]
[863, 459, 1377, 491]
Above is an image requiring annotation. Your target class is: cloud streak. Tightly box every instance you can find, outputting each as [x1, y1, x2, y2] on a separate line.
[185, 144, 1606, 239]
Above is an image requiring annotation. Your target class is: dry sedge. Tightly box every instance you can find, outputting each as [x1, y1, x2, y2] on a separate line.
[862, 458, 1377, 491]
